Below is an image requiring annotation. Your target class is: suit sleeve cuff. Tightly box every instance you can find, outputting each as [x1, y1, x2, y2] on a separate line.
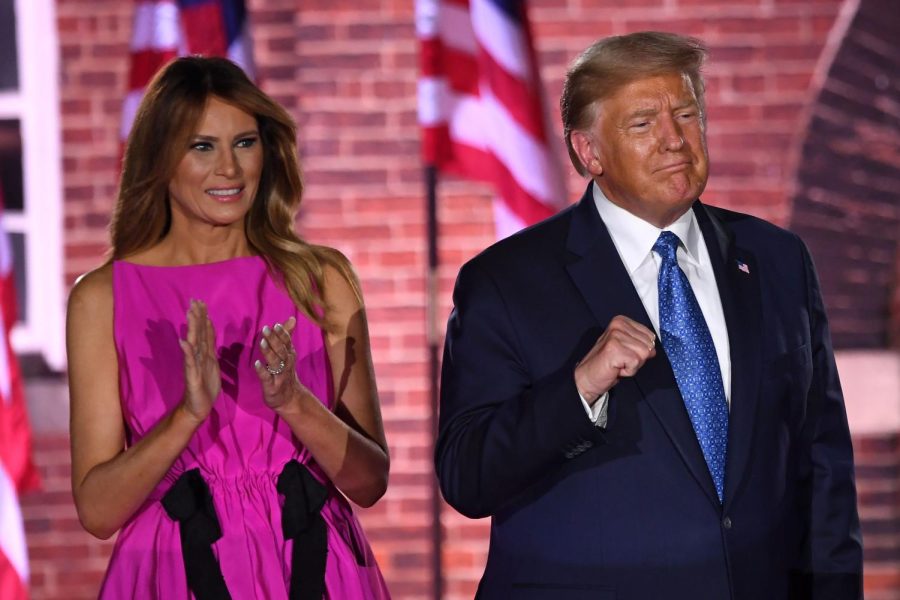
[578, 391, 609, 428]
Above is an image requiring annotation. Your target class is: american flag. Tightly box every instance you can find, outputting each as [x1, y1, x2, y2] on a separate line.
[122, 0, 254, 142]
[416, 0, 565, 238]
[0, 185, 39, 600]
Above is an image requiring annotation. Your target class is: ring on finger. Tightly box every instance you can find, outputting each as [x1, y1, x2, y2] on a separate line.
[266, 359, 286, 376]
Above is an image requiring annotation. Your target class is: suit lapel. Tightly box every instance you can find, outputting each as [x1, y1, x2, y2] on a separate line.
[694, 203, 763, 508]
[564, 186, 653, 332]
[564, 185, 721, 508]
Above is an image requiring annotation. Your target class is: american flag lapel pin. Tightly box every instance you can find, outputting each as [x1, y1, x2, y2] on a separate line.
[737, 260, 750, 274]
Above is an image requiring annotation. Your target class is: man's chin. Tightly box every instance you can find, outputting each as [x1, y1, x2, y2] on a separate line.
[660, 179, 706, 205]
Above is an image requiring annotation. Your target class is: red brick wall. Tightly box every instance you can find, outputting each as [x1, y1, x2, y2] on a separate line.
[21, 435, 114, 599]
[28, 0, 896, 598]
[856, 435, 900, 599]
[788, 0, 900, 349]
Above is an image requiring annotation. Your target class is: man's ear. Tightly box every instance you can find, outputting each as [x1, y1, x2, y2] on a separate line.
[570, 130, 603, 177]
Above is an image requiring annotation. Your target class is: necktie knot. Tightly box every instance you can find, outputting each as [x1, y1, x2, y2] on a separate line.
[653, 231, 681, 264]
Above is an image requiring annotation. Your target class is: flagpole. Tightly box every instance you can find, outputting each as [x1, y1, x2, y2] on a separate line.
[425, 163, 444, 599]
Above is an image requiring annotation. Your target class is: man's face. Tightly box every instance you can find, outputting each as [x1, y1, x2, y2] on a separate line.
[577, 72, 709, 228]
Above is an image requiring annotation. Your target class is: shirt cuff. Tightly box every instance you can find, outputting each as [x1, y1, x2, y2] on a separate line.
[578, 391, 609, 428]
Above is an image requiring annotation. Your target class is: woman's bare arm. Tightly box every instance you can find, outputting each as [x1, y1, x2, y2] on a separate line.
[68, 268, 217, 538]
[255, 259, 389, 507]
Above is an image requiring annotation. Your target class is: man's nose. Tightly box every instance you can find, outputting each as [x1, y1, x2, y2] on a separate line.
[658, 116, 685, 151]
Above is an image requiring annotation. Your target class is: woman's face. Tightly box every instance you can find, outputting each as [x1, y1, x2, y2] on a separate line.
[168, 96, 263, 231]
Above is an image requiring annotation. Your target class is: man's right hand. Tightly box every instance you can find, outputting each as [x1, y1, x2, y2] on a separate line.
[574, 315, 657, 404]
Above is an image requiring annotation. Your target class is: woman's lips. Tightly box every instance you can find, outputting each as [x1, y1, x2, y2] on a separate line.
[206, 187, 244, 202]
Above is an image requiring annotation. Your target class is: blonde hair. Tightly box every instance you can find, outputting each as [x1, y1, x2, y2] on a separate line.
[110, 56, 355, 323]
[561, 31, 708, 176]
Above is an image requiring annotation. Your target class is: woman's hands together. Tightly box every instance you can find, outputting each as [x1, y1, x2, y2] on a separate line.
[178, 299, 221, 424]
[178, 306, 309, 421]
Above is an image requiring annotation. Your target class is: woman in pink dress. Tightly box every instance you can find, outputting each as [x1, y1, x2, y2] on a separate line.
[66, 56, 391, 599]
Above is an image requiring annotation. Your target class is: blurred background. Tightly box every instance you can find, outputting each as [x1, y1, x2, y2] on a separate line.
[0, 0, 897, 598]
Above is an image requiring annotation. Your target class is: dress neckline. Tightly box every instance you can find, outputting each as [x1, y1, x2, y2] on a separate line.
[115, 255, 265, 270]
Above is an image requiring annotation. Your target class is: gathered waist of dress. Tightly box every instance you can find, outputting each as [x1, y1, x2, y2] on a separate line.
[145, 461, 330, 502]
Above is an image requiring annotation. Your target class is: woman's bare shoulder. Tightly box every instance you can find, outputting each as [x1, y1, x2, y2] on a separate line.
[68, 264, 114, 316]
[316, 247, 363, 311]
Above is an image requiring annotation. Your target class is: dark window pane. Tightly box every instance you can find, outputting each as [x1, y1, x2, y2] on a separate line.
[0, 0, 18, 90]
[0, 120, 23, 211]
[9, 231, 26, 323]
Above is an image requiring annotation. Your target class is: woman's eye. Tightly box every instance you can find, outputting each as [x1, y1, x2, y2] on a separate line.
[236, 137, 258, 148]
[190, 142, 213, 151]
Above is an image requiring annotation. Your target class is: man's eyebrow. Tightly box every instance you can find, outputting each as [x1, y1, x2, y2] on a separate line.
[624, 99, 699, 121]
[624, 107, 659, 120]
[672, 99, 699, 111]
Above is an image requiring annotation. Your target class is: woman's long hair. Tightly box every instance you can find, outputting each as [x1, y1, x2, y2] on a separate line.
[110, 56, 355, 324]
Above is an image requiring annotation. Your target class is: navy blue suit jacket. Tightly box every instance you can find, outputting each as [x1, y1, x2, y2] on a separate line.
[436, 185, 863, 599]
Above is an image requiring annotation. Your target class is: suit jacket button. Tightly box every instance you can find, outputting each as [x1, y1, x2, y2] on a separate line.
[722, 516, 732, 529]
[583, 441, 593, 449]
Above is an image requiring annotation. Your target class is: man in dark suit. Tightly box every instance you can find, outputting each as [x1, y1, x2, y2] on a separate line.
[436, 31, 862, 599]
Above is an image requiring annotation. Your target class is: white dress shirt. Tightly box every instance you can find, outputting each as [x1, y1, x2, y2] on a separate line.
[581, 182, 732, 426]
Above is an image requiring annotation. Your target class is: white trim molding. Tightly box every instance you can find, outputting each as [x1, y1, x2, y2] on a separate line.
[7, 0, 65, 371]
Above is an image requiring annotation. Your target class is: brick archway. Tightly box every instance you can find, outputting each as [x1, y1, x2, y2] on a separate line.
[787, 0, 900, 349]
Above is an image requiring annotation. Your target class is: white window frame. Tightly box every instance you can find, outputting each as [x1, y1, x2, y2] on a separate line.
[0, 0, 65, 371]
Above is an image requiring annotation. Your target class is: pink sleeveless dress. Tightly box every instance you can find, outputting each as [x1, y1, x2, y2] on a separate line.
[101, 256, 390, 599]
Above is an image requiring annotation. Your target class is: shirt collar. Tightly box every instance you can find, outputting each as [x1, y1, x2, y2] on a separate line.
[591, 182, 702, 274]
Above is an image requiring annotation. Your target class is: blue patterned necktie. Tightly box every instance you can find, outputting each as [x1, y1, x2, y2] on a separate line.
[653, 231, 729, 502]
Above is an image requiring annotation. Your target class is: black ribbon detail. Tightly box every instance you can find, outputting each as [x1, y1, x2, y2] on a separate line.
[161, 469, 232, 600]
[276, 460, 329, 600]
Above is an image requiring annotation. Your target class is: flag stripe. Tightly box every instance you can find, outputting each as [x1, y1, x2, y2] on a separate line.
[482, 0, 525, 24]
[477, 48, 547, 142]
[470, 0, 531, 82]
[476, 90, 558, 203]
[483, 147, 556, 224]
[219, 0, 247, 42]
[0, 547, 28, 600]
[122, 0, 253, 144]
[435, 3, 478, 56]
[420, 1, 548, 141]
[0, 184, 33, 599]
[420, 40, 479, 96]
[492, 196, 528, 240]
[130, 1, 181, 52]
[421, 79, 560, 206]
[181, 4, 228, 55]
[421, 127, 555, 224]
[128, 48, 179, 90]
[0, 465, 27, 583]
[226, 32, 254, 75]
[417, 0, 564, 238]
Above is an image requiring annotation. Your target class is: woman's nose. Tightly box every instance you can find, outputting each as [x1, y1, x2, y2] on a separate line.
[216, 150, 240, 177]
